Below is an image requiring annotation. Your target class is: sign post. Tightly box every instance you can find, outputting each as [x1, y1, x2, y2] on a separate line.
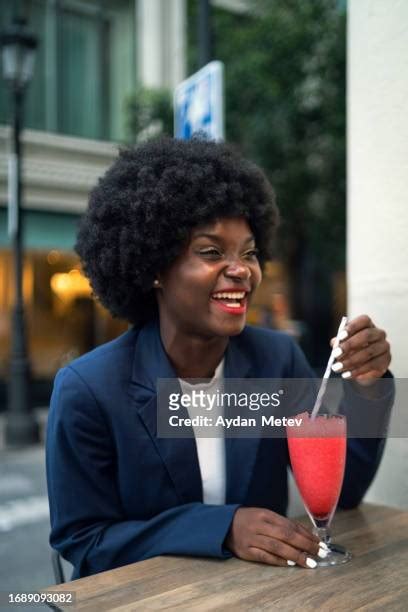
[174, 61, 224, 141]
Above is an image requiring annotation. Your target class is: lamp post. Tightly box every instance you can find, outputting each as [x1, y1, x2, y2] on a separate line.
[198, 0, 212, 68]
[0, 18, 39, 446]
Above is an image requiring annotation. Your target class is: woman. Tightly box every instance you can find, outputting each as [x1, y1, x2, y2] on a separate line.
[46, 138, 392, 579]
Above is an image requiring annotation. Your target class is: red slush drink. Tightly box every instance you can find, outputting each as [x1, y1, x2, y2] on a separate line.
[287, 412, 346, 521]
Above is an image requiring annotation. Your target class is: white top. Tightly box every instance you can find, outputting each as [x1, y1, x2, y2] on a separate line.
[179, 360, 226, 505]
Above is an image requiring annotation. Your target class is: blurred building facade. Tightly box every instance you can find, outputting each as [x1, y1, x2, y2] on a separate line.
[1, 0, 287, 409]
[0, 0, 186, 407]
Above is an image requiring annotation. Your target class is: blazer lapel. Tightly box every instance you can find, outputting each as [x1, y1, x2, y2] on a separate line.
[128, 321, 261, 507]
[224, 333, 262, 504]
[128, 320, 203, 504]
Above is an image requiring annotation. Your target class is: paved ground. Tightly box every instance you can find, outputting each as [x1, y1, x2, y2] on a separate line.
[0, 411, 73, 612]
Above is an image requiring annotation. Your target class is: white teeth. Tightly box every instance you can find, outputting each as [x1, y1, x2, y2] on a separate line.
[225, 302, 241, 308]
[212, 292, 245, 299]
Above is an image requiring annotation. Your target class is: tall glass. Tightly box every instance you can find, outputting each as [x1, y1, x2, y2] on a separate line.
[286, 412, 352, 566]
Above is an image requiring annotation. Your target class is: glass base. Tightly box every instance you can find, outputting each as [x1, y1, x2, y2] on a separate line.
[315, 542, 352, 567]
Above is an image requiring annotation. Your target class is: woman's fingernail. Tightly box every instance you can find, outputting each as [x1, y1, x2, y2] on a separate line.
[306, 557, 317, 568]
[339, 330, 349, 341]
[318, 548, 328, 559]
[342, 371, 352, 379]
[333, 347, 343, 358]
[319, 542, 329, 551]
[287, 560, 296, 566]
[332, 362, 343, 372]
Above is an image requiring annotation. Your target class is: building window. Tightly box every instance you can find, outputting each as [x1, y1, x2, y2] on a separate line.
[0, 0, 136, 141]
[0, 248, 128, 407]
[58, 3, 110, 139]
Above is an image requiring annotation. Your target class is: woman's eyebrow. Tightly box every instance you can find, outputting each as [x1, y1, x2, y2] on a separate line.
[193, 232, 255, 243]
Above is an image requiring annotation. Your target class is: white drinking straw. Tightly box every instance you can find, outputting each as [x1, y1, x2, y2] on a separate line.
[310, 316, 348, 420]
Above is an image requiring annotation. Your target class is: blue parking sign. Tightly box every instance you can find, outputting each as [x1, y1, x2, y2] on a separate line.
[174, 61, 224, 141]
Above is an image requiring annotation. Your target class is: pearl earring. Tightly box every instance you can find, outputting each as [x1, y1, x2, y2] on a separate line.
[153, 279, 160, 287]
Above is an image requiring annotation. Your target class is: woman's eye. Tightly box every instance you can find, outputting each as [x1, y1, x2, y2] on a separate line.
[244, 249, 259, 259]
[199, 249, 222, 258]
[198, 247, 258, 259]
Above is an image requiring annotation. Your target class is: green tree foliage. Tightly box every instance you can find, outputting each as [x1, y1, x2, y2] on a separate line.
[188, 0, 346, 271]
[126, 86, 173, 142]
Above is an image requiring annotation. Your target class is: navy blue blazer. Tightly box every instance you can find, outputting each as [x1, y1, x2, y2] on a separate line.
[46, 320, 392, 579]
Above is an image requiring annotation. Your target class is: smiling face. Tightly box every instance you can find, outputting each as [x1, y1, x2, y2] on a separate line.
[156, 217, 262, 339]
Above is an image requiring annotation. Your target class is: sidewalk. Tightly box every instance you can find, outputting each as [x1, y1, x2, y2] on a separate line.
[0, 409, 75, 602]
[0, 407, 48, 451]
[0, 440, 55, 605]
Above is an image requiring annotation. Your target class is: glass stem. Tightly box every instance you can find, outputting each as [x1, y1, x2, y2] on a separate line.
[313, 520, 332, 546]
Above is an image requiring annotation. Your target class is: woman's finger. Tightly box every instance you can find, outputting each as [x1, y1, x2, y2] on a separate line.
[258, 521, 321, 557]
[337, 327, 384, 355]
[335, 340, 389, 372]
[344, 315, 375, 336]
[254, 535, 321, 568]
[345, 352, 390, 378]
[292, 520, 321, 543]
[262, 512, 319, 544]
[247, 546, 289, 566]
[354, 371, 384, 383]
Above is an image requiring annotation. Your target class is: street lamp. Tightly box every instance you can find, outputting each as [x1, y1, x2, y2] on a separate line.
[0, 18, 39, 446]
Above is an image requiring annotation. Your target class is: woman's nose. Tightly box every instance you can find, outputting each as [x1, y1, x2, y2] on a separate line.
[224, 261, 251, 280]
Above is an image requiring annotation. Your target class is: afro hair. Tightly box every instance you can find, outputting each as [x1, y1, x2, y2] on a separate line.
[75, 137, 279, 325]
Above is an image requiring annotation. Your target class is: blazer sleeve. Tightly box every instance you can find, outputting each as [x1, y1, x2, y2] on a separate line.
[337, 372, 394, 509]
[287, 338, 394, 510]
[46, 367, 239, 579]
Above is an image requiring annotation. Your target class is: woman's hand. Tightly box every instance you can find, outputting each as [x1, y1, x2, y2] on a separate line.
[225, 507, 326, 568]
[331, 314, 391, 385]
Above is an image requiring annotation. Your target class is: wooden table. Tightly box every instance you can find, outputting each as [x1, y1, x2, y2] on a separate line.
[43, 504, 408, 611]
